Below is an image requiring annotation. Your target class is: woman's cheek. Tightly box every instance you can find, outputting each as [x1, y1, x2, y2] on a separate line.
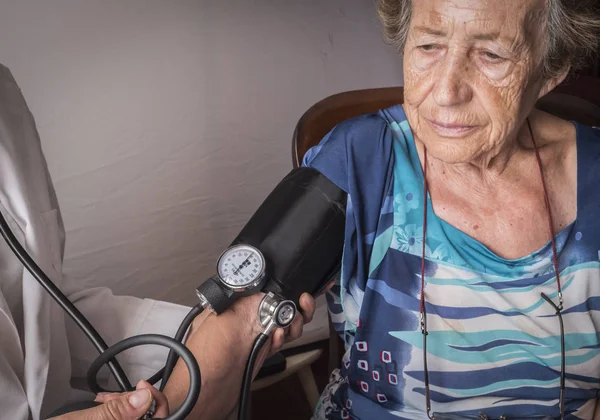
[404, 68, 433, 107]
[476, 59, 516, 86]
[410, 49, 441, 73]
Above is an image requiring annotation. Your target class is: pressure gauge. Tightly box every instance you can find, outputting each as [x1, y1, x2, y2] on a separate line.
[217, 244, 266, 291]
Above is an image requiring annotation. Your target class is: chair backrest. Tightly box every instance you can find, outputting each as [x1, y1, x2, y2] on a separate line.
[536, 75, 600, 127]
[292, 76, 600, 167]
[292, 87, 404, 167]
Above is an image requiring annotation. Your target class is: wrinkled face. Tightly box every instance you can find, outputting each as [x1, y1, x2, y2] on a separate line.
[403, 0, 555, 164]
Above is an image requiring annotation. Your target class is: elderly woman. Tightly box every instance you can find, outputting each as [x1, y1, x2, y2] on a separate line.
[304, 0, 600, 419]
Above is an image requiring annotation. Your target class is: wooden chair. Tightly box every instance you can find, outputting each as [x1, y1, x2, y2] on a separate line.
[537, 76, 600, 126]
[291, 75, 600, 379]
[292, 87, 405, 168]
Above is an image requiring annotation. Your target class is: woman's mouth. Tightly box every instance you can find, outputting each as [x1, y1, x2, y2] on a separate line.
[427, 119, 477, 137]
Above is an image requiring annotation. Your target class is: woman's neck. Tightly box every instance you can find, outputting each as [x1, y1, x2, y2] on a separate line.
[413, 110, 577, 259]
[415, 110, 565, 194]
[415, 125, 530, 195]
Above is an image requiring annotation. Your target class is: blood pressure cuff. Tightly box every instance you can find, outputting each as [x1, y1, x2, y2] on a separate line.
[231, 167, 346, 305]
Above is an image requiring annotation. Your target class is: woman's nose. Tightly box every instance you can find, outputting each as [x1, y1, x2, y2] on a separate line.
[432, 51, 473, 107]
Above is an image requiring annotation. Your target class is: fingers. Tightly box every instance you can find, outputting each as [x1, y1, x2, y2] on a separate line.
[259, 292, 321, 358]
[288, 312, 304, 341]
[90, 381, 169, 419]
[323, 279, 336, 294]
[315, 279, 336, 298]
[270, 327, 286, 353]
[135, 380, 169, 418]
[105, 388, 153, 419]
[61, 388, 153, 420]
[299, 293, 316, 323]
[94, 393, 121, 403]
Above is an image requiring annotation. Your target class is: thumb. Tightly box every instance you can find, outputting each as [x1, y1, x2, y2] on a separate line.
[93, 389, 153, 420]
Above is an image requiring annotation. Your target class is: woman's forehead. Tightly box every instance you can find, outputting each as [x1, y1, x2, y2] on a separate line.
[411, 0, 545, 40]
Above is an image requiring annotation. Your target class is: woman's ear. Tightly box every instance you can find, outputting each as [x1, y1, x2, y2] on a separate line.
[538, 66, 570, 99]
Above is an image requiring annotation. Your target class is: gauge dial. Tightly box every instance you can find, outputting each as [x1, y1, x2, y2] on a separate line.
[217, 244, 265, 289]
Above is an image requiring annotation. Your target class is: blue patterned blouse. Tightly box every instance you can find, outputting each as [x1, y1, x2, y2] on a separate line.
[303, 104, 600, 420]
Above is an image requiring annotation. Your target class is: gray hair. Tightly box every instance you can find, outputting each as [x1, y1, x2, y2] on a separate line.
[377, 0, 600, 80]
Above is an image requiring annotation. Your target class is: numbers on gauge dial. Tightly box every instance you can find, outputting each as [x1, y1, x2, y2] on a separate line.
[218, 245, 264, 288]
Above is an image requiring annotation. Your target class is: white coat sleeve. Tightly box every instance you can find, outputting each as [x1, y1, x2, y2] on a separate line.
[64, 286, 192, 390]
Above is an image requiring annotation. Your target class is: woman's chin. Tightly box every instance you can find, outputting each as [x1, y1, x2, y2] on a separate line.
[417, 131, 487, 165]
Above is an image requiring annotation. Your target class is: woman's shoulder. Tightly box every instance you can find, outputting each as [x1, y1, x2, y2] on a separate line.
[529, 110, 599, 178]
[533, 108, 599, 148]
[303, 103, 406, 160]
[575, 119, 600, 148]
[302, 105, 403, 191]
[574, 120, 600, 190]
[320, 108, 394, 144]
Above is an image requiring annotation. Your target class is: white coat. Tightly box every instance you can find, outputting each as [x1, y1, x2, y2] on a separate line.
[0, 64, 191, 419]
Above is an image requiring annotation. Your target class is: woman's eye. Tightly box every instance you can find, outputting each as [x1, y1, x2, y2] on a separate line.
[417, 44, 439, 52]
[481, 51, 504, 62]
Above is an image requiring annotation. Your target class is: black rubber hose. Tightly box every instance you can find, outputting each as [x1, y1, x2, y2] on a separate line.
[147, 367, 166, 386]
[237, 333, 269, 420]
[0, 210, 132, 391]
[159, 304, 203, 391]
[87, 334, 201, 420]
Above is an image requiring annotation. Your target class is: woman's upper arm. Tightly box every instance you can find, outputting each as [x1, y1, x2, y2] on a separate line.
[301, 113, 395, 334]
